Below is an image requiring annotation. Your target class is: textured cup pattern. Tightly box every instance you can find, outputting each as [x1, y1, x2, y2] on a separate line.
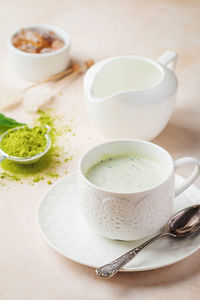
[79, 177, 174, 241]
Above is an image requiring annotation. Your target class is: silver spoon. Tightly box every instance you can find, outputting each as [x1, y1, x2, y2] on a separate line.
[0, 125, 51, 165]
[96, 205, 200, 278]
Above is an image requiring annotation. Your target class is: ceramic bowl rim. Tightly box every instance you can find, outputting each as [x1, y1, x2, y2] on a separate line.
[8, 24, 71, 58]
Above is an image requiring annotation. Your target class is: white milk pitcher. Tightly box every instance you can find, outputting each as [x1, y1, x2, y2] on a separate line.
[83, 51, 178, 140]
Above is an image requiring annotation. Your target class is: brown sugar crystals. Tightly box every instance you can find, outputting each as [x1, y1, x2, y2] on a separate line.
[12, 29, 65, 54]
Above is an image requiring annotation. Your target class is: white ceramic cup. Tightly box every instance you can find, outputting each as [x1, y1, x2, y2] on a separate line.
[8, 25, 71, 82]
[78, 139, 200, 241]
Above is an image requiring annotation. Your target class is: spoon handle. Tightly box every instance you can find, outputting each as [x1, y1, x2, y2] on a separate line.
[96, 232, 170, 278]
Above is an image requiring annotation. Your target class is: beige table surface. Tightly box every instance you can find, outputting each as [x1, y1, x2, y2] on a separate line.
[0, 0, 200, 299]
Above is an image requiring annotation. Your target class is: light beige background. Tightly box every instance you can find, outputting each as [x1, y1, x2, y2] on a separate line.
[0, 0, 200, 299]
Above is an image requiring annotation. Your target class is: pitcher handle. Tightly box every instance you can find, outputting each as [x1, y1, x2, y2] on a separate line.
[157, 50, 177, 72]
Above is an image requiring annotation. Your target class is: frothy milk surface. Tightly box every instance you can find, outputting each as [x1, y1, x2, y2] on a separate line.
[85, 155, 166, 193]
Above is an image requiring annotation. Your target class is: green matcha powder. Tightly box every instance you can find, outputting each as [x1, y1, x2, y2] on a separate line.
[0, 126, 47, 157]
[0, 109, 74, 186]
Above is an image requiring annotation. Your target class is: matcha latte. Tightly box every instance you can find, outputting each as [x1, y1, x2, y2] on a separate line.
[85, 154, 166, 193]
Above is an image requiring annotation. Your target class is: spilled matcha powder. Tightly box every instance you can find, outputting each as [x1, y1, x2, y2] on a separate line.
[0, 126, 47, 157]
[0, 109, 74, 186]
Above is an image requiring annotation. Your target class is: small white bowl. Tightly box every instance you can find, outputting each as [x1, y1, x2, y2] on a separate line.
[8, 25, 71, 82]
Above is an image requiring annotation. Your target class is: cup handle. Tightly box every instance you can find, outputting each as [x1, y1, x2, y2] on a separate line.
[157, 50, 177, 72]
[174, 157, 200, 197]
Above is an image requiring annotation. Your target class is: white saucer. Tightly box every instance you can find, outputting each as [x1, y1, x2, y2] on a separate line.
[37, 172, 200, 272]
